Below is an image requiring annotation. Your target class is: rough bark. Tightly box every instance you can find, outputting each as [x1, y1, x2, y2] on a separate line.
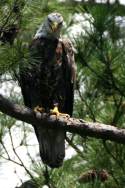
[0, 94, 125, 144]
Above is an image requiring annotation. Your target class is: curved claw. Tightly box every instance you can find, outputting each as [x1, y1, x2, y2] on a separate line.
[50, 106, 70, 118]
[34, 105, 45, 113]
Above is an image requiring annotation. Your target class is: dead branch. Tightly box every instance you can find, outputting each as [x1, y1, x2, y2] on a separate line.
[0, 94, 125, 144]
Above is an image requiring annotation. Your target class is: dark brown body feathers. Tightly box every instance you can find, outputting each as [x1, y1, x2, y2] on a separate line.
[19, 37, 76, 168]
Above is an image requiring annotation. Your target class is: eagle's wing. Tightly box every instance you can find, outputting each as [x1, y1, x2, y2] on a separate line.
[19, 58, 32, 108]
[19, 38, 44, 108]
[62, 38, 77, 116]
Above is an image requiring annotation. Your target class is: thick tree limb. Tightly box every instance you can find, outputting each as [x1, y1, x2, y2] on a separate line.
[0, 94, 125, 144]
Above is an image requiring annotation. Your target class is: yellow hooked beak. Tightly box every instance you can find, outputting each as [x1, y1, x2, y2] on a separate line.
[51, 22, 58, 32]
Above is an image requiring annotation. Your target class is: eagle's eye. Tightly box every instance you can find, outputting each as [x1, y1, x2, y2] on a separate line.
[48, 18, 52, 23]
[58, 22, 63, 26]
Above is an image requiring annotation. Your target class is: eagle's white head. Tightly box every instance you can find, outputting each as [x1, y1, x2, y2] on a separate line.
[34, 12, 63, 39]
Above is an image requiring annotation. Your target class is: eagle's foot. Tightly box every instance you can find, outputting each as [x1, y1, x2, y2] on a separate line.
[34, 105, 45, 113]
[50, 106, 70, 118]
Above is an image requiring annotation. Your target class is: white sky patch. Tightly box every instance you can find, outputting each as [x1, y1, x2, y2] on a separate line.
[65, 146, 77, 159]
[0, 75, 21, 98]
[120, 0, 125, 5]
[115, 16, 125, 27]
[58, 0, 125, 4]
[65, 144, 83, 160]
[67, 13, 93, 38]
[0, 123, 39, 188]
[0, 163, 27, 188]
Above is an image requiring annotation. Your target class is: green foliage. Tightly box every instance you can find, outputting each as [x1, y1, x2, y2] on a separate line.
[74, 4, 125, 188]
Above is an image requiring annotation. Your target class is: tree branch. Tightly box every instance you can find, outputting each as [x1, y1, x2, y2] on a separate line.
[0, 94, 125, 144]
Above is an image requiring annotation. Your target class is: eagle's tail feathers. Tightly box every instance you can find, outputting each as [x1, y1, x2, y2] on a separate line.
[38, 128, 65, 168]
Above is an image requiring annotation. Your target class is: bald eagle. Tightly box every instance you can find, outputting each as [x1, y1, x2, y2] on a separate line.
[19, 12, 76, 168]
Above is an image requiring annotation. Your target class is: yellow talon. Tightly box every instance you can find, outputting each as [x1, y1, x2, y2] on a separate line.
[50, 106, 60, 116]
[34, 105, 45, 113]
[50, 106, 70, 117]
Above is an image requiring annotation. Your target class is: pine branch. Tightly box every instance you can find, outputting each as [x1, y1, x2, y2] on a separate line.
[0, 94, 125, 144]
[59, 0, 125, 16]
